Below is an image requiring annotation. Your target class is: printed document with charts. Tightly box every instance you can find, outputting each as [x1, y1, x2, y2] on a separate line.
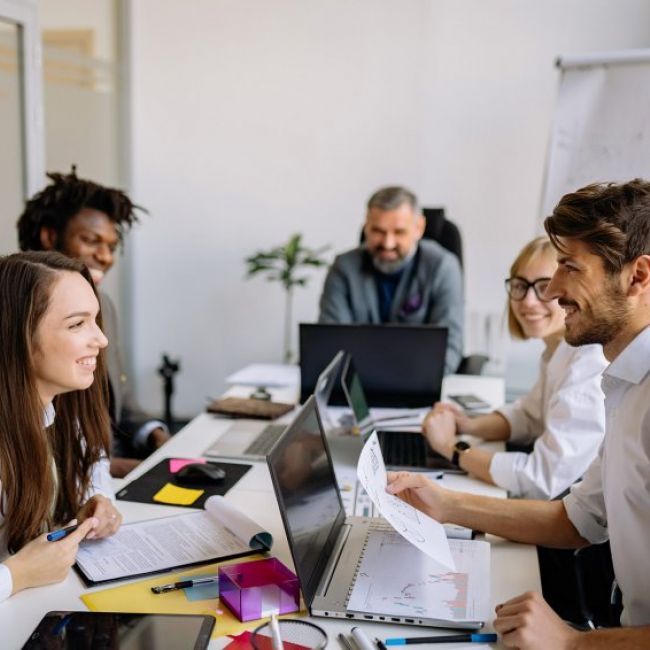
[351, 433, 490, 625]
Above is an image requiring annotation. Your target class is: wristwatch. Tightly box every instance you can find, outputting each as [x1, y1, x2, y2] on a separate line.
[451, 440, 471, 467]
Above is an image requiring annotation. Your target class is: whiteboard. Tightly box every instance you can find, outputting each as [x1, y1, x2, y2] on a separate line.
[541, 49, 650, 217]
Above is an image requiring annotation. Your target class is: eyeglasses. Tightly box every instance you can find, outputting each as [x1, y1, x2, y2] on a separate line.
[504, 276, 552, 302]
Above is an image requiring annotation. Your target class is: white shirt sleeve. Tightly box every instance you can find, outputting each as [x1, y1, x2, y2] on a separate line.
[133, 419, 168, 449]
[85, 456, 115, 502]
[490, 344, 607, 499]
[0, 563, 12, 602]
[497, 361, 545, 446]
[563, 448, 609, 544]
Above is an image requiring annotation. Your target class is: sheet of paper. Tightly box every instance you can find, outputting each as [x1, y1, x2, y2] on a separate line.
[347, 529, 490, 623]
[153, 482, 204, 506]
[225, 363, 299, 387]
[205, 495, 273, 550]
[357, 432, 455, 570]
[169, 458, 206, 473]
[76, 510, 251, 582]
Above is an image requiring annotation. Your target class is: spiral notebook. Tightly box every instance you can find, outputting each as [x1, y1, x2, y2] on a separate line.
[266, 396, 490, 630]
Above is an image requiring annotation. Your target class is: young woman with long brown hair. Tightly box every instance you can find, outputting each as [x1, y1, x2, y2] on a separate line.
[0, 251, 122, 601]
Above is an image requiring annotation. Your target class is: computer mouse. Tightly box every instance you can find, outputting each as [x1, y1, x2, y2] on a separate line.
[175, 463, 226, 485]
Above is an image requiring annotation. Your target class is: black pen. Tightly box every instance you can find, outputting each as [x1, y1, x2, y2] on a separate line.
[151, 576, 219, 594]
[376, 638, 389, 650]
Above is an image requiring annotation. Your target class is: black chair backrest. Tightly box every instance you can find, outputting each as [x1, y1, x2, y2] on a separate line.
[421, 207, 463, 269]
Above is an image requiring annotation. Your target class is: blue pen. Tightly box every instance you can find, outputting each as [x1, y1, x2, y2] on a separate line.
[46, 523, 79, 542]
[385, 633, 498, 645]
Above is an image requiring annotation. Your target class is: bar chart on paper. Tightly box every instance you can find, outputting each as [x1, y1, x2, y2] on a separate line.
[347, 530, 490, 624]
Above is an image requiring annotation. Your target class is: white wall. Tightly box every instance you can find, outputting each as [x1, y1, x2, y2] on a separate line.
[128, 0, 650, 417]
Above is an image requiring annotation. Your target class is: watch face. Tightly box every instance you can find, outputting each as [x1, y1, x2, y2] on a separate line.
[455, 441, 471, 452]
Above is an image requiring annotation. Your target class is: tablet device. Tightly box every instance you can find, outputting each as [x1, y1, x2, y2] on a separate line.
[21, 611, 214, 650]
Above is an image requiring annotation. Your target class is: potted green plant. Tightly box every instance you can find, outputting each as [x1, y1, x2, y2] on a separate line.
[246, 233, 329, 363]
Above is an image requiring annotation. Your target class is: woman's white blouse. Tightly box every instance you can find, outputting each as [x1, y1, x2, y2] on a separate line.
[489, 341, 607, 499]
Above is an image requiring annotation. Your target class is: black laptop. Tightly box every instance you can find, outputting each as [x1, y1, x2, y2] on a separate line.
[299, 323, 447, 407]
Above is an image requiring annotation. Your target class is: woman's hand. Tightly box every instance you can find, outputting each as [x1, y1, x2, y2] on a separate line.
[431, 401, 476, 434]
[4, 517, 98, 595]
[386, 471, 449, 522]
[76, 495, 122, 539]
[422, 407, 457, 460]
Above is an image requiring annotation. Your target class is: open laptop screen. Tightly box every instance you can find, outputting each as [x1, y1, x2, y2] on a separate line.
[300, 323, 447, 407]
[267, 396, 345, 606]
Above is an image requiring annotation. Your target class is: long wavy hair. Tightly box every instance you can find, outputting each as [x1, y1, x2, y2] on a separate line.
[0, 251, 110, 552]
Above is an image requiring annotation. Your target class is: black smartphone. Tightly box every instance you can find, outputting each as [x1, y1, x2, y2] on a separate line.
[22, 611, 214, 650]
[448, 393, 491, 412]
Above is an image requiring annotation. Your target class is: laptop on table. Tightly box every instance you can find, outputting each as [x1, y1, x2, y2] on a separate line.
[340, 355, 465, 473]
[299, 323, 447, 407]
[202, 351, 346, 461]
[266, 395, 489, 629]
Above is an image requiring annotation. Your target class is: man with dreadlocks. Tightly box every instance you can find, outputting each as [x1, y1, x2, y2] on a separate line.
[17, 167, 171, 477]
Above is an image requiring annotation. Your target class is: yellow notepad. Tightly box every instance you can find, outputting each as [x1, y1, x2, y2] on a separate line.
[80, 555, 305, 639]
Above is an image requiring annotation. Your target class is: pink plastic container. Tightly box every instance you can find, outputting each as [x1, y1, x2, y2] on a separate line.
[219, 557, 300, 622]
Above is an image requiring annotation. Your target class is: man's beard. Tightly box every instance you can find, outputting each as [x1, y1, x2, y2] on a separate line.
[562, 277, 630, 347]
[369, 246, 416, 275]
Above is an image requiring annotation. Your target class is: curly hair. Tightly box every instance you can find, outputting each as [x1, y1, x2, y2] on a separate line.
[544, 179, 650, 275]
[17, 166, 145, 252]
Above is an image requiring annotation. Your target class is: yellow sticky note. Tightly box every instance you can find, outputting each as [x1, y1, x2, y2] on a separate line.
[153, 482, 204, 506]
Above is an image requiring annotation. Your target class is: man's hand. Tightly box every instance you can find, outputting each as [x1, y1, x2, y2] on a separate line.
[76, 495, 122, 539]
[4, 517, 98, 594]
[386, 471, 449, 521]
[422, 408, 457, 460]
[110, 457, 140, 478]
[148, 427, 171, 449]
[494, 591, 581, 650]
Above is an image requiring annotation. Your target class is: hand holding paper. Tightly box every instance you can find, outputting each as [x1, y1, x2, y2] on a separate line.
[357, 432, 455, 571]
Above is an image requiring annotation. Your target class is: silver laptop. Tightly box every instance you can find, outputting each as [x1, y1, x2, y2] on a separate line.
[202, 351, 346, 462]
[266, 395, 487, 629]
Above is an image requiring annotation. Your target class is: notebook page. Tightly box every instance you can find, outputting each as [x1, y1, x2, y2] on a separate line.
[347, 529, 490, 623]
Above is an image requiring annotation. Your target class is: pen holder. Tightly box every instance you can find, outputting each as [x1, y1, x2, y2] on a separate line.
[219, 557, 300, 622]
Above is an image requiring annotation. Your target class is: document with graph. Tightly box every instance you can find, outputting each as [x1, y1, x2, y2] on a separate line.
[347, 529, 491, 625]
[357, 431, 455, 570]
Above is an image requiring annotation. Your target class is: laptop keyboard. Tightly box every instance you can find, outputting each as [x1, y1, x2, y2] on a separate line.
[243, 424, 287, 456]
[377, 431, 428, 467]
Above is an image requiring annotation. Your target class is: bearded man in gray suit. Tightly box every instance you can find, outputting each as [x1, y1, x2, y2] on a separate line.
[319, 186, 464, 374]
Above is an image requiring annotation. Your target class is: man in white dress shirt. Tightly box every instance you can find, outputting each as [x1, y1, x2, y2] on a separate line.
[387, 178, 650, 648]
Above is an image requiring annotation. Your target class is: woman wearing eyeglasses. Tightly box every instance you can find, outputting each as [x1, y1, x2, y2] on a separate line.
[422, 236, 607, 499]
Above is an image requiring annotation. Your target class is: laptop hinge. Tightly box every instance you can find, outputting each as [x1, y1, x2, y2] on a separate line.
[315, 523, 352, 599]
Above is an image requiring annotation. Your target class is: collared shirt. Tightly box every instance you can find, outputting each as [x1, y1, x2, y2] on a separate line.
[564, 325, 650, 627]
[490, 341, 607, 499]
[0, 404, 114, 603]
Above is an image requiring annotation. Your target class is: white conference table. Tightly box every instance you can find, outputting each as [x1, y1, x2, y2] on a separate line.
[0, 374, 540, 649]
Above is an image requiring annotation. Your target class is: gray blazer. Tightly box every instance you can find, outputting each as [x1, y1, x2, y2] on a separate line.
[318, 240, 464, 374]
[101, 292, 161, 455]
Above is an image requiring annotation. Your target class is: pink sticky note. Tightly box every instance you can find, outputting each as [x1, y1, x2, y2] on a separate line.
[169, 458, 207, 473]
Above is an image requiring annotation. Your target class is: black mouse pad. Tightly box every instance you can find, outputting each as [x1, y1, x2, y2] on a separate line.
[115, 458, 252, 508]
